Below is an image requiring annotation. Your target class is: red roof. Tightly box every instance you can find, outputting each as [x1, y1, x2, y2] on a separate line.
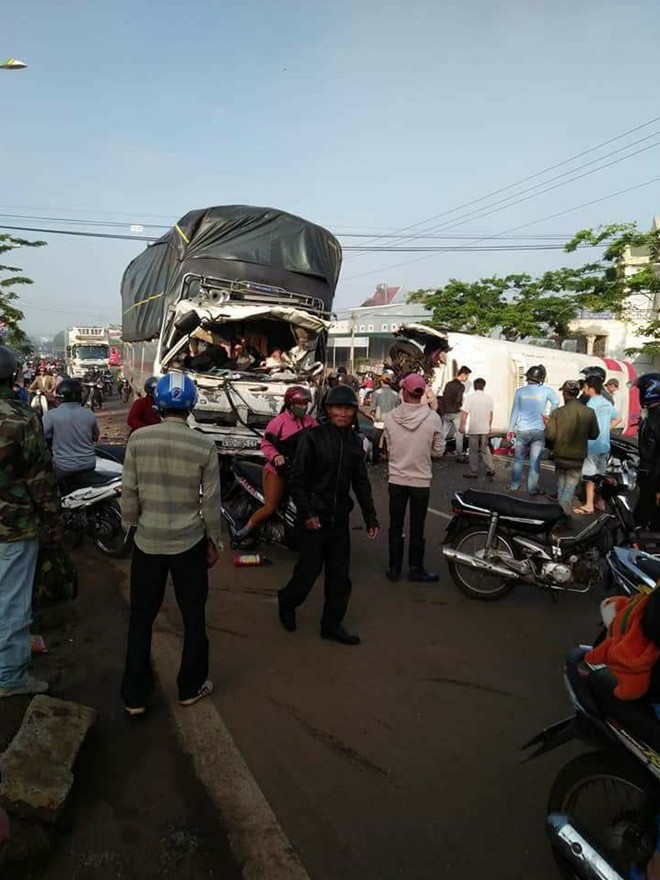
[360, 285, 400, 307]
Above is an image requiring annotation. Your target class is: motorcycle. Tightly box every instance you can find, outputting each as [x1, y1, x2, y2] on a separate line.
[523, 646, 660, 880]
[607, 545, 660, 596]
[220, 458, 298, 551]
[442, 474, 649, 601]
[30, 389, 49, 417]
[117, 376, 131, 404]
[60, 457, 132, 557]
[82, 378, 104, 411]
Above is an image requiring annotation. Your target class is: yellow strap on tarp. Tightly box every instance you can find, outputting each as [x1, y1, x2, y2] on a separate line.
[175, 224, 190, 244]
[122, 292, 164, 314]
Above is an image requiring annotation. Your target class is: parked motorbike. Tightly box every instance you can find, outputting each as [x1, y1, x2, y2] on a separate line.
[220, 458, 298, 551]
[608, 435, 640, 491]
[607, 545, 660, 595]
[442, 474, 650, 601]
[60, 457, 131, 557]
[523, 646, 660, 880]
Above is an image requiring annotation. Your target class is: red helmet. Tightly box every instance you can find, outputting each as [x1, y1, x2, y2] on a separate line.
[284, 385, 312, 408]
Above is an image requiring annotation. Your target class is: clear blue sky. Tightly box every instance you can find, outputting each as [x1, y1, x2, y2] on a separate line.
[3, 0, 659, 336]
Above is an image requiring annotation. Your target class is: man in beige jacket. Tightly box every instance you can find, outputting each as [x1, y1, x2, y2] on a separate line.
[383, 374, 445, 583]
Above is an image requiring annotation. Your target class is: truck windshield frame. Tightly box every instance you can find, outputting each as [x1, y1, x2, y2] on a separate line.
[74, 344, 109, 360]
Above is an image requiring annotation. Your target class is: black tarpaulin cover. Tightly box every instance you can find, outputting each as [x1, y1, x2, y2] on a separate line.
[120, 205, 343, 342]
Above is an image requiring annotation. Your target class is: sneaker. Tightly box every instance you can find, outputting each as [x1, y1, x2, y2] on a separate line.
[0, 676, 49, 698]
[409, 568, 440, 583]
[124, 704, 146, 717]
[320, 625, 361, 646]
[385, 568, 401, 583]
[179, 680, 214, 707]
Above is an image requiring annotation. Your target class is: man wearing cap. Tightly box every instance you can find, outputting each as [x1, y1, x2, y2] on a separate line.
[383, 374, 445, 582]
[545, 380, 599, 523]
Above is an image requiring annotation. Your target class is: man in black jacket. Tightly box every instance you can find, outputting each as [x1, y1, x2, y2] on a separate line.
[278, 385, 379, 645]
[635, 373, 660, 530]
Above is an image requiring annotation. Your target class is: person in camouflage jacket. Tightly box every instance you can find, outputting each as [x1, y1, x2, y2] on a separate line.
[0, 346, 61, 698]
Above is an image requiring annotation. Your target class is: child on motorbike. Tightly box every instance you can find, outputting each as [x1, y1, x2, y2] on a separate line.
[232, 386, 317, 543]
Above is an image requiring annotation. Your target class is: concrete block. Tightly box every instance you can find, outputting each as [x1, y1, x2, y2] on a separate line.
[0, 695, 95, 822]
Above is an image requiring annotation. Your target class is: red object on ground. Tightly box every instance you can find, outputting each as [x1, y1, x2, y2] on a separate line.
[233, 553, 270, 567]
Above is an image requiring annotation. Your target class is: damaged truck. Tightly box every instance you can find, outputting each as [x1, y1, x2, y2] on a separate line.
[120, 205, 342, 455]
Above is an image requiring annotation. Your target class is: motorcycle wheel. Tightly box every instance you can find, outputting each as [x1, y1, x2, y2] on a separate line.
[547, 751, 656, 879]
[446, 526, 517, 601]
[93, 499, 132, 558]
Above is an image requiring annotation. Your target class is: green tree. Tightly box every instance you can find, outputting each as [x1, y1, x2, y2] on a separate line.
[409, 222, 660, 355]
[0, 233, 46, 352]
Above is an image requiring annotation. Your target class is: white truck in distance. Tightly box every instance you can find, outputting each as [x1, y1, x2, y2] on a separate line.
[65, 326, 110, 378]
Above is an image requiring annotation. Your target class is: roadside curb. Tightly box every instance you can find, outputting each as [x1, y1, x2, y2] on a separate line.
[151, 626, 311, 880]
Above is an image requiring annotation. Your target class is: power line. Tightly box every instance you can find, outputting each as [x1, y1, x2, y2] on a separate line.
[345, 113, 660, 252]
[347, 130, 660, 259]
[0, 222, 601, 254]
[342, 174, 660, 281]
[0, 211, 578, 240]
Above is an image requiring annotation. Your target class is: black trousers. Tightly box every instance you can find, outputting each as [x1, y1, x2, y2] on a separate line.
[120, 539, 209, 707]
[278, 522, 352, 632]
[388, 483, 430, 572]
[634, 481, 660, 530]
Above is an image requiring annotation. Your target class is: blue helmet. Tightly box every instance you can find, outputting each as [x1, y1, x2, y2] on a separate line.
[154, 371, 198, 412]
[637, 373, 660, 408]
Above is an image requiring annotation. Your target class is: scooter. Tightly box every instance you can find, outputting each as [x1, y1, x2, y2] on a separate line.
[30, 389, 49, 417]
[523, 645, 660, 880]
[220, 458, 298, 551]
[60, 457, 132, 557]
[442, 474, 653, 601]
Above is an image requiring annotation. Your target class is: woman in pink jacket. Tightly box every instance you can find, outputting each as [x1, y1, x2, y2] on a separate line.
[233, 386, 317, 541]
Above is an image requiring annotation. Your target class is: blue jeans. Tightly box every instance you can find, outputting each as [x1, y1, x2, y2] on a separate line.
[0, 539, 39, 688]
[510, 430, 545, 493]
[555, 466, 582, 517]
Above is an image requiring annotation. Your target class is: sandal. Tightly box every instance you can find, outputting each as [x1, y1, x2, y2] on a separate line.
[573, 506, 594, 515]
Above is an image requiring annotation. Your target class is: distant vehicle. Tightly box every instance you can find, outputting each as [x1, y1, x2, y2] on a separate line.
[120, 205, 341, 456]
[65, 326, 110, 378]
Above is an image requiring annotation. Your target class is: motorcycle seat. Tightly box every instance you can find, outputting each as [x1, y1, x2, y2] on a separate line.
[460, 489, 564, 523]
[567, 648, 660, 753]
[60, 470, 119, 494]
[235, 458, 265, 486]
[637, 556, 660, 582]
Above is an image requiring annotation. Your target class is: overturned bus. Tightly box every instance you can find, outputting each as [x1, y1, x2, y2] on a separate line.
[121, 205, 342, 454]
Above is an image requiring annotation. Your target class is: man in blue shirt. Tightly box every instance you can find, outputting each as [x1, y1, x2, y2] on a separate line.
[574, 375, 621, 515]
[508, 365, 559, 495]
[43, 378, 99, 487]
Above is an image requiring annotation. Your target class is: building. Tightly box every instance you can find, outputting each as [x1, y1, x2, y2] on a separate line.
[329, 286, 433, 371]
[569, 216, 660, 370]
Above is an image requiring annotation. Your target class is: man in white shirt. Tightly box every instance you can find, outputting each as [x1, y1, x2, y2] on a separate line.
[459, 378, 495, 479]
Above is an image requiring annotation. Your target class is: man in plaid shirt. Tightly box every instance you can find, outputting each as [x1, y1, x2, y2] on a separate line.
[120, 372, 222, 716]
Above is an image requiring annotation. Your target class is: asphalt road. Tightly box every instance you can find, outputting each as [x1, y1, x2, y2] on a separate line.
[153, 452, 597, 880]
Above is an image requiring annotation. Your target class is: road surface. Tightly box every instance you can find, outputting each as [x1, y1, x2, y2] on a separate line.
[152, 453, 595, 880]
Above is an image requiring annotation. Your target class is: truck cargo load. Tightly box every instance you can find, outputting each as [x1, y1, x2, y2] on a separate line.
[121, 205, 342, 343]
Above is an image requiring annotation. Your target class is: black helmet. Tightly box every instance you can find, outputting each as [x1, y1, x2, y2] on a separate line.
[57, 378, 83, 402]
[0, 345, 18, 381]
[144, 376, 158, 395]
[325, 385, 359, 407]
[580, 365, 606, 381]
[637, 373, 660, 408]
[525, 365, 545, 383]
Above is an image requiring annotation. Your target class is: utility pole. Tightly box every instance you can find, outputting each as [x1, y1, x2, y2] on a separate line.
[348, 311, 356, 374]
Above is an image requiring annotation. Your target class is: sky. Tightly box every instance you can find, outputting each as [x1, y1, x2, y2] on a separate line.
[2, 0, 660, 337]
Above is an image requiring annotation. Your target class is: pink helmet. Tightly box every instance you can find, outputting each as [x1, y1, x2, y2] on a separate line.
[284, 385, 312, 408]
